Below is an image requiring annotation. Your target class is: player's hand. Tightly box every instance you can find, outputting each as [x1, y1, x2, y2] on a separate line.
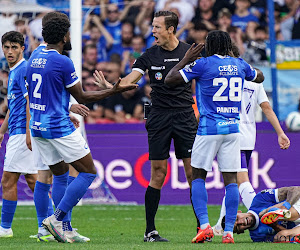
[93, 70, 113, 90]
[274, 230, 290, 242]
[113, 78, 138, 93]
[0, 133, 4, 148]
[183, 43, 205, 64]
[70, 104, 90, 117]
[70, 115, 80, 128]
[26, 131, 32, 151]
[278, 133, 290, 149]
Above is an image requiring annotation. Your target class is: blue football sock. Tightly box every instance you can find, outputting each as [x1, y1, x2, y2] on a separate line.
[191, 179, 209, 228]
[34, 181, 51, 227]
[1, 199, 17, 229]
[57, 172, 96, 214]
[48, 197, 54, 216]
[62, 221, 73, 231]
[224, 183, 239, 233]
[62, 176, 76, 224]
[52, 171, 69, 208]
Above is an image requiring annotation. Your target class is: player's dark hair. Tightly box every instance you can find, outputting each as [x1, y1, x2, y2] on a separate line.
[154, 11, 178, 34]
[1, 31, 24, 47]
[42, 17, 70, 45]
[42, 11, 69, 27]
[205, 30, 233, 57]
[232, 43, 240, 57]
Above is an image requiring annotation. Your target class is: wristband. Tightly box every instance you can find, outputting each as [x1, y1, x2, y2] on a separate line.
[283, 201, 291, 210]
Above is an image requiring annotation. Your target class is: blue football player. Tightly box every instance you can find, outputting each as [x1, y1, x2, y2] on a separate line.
[228, 186, 300, 243]
[165, 30, 264, 243]
[0, 31, 38, 238]
[26, 15, 136, 243]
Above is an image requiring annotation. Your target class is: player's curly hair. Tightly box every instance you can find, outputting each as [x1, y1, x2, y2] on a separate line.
[154, 11, 178, 34]
[205, 30, 233, 57]
[42, 11, 69, 27]
[42, 17, 70, 45]
[1, 31, 24, 47]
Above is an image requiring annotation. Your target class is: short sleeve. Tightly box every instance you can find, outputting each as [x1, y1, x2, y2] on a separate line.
[62, 57, 80, 88]
[257, 84, 269, 105]
[132, 51, 150, 75]
[18, 67, 28, 97]
[240, 58, 257, 81]
[179, 58, 204, 83]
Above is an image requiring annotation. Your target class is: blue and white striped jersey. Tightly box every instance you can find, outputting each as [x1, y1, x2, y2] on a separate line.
[26, 48, 79, 139]
[180, 55, 257, 135]
[7, 58, 28, 136]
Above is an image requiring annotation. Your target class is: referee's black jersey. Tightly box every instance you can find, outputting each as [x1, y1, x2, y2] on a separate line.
[132, 41, 194, 110]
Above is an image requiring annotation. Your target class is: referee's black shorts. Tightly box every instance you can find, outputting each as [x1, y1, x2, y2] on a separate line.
[145, 108, 198, 160]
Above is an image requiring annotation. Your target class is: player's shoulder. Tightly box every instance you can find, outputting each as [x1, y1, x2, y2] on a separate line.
[12, 59, 27, 74]
[178, 41, 191, 50]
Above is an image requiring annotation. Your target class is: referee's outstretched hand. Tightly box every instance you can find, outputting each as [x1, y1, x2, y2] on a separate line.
[183, 43, 205, 64]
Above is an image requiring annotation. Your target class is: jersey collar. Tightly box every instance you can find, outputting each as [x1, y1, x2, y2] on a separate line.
[42, 48, 60, 54]
[10, 58, 25, 71]
[248, 210, 259, 230]
[214, 54, 230, 59]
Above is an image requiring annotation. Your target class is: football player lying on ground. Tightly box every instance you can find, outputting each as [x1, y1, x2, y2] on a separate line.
[223, 186, 300, 243]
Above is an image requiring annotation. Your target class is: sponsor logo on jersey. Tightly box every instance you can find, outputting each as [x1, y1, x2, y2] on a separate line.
[7, 93, 15, 100]
[218, 65, 238, 76]
[151, 66, 165, 70]
[30, 102, 46, 111]
[184, 61, 196, 73]
[216, 107, 239, 113]
[164, 58, 179, 62]
[218, 119, 239, 126]
[155, 72, 162, 80]
[71, 72, 77, 79]
[31, 58, 47, 68]
[34, 121, 42, 126]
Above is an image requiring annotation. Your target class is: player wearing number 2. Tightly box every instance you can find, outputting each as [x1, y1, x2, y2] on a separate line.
[165, 30, 264, 243]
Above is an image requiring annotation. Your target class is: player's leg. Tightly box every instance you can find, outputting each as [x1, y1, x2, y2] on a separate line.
[0, 171, 20, 237]
[190, 134, 220, 243]
[33, 169, 55, 241]
[144, 110, 171, 242]
[218, 133, 240, 244]
[173, 109, 199, 231]
[238, 150, 255, 209]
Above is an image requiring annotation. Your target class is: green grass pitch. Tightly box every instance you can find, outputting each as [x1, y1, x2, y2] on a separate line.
[0, 204, 298, 249]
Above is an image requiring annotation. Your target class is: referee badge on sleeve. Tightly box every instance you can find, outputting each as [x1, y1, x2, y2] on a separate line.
[155, 72, 162, 80]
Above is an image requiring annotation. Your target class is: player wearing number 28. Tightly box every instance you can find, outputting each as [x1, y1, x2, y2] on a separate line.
[165, 30, 264, 243]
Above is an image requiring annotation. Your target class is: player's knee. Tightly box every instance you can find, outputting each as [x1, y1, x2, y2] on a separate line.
[1, 179, 16, 191]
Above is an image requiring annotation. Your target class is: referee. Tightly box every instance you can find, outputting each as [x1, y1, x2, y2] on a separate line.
[118, 11, 198, 242]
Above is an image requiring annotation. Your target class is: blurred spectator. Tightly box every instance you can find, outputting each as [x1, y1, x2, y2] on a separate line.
[121, 34, 145, 75]
[119, 0, 142, 25]
[29, 12, 47, 42]
[0, 69, 8, 118]
[108, 21, 134, 59]
[192, 0, 217, 31]
[217, 8, 232, 32]
[232, 0, 259, 40]
[105, 88, 143, 123]
[0, 13, 17, 59]
[186, 22, 209, 56]
[135, 0, 156, 48]
[249, 0, 266, 22]
[212, 0, 235, 14]
[83, 14, 114, 62]
[82, 44, 98, 74]
[15, 19, 38, 59]
[242, 26, 269, 66]
[101, 3, 122, 45]
[82, 75, 106, 123]
[292, 0, 300, 39]
[228, 26, 245, 55]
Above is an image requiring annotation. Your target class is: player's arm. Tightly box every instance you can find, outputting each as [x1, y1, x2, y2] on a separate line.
[251, 68, 264, 83]
[260, 101, 290, 149]
[0, 109, 9, 148]
[278, 186, 300, 206]
[68, 77, 137, 104]
[165, 43, 204, 87]
[25, 95, 32, 151]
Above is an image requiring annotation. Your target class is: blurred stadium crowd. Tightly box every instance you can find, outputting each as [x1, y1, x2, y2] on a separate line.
[0, 0, 299, 123]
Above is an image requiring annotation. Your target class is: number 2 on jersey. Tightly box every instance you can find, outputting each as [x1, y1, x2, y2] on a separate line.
[213, 77, 242, 102]
[32, 73, 42, 99]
